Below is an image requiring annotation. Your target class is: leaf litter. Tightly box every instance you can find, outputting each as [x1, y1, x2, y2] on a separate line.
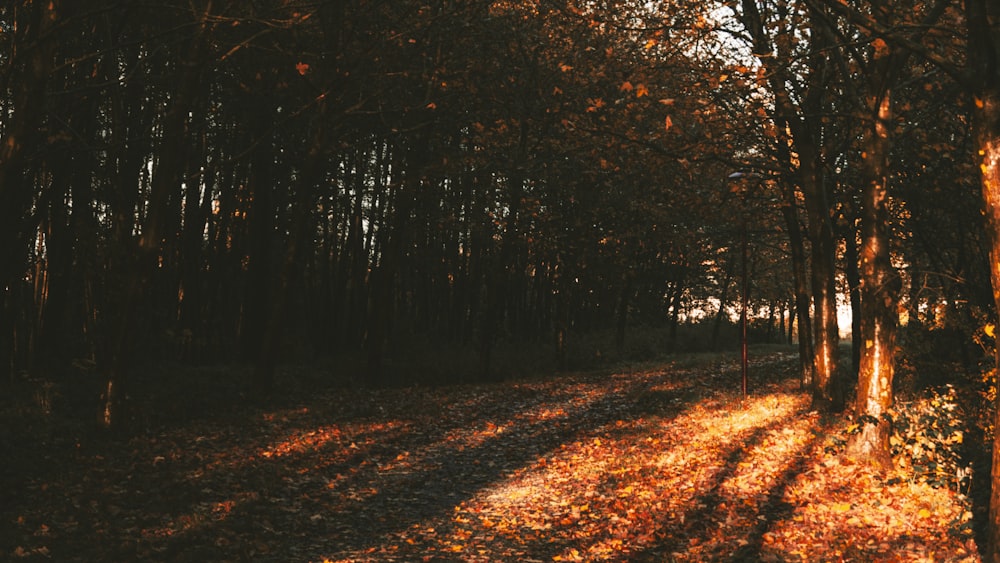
[2, 352, 980, 561]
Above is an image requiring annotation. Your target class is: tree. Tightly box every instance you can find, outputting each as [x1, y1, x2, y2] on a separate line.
[965, 0, 1000, 557]
[0, 1, 61, 383]
[733, 0, 845, 410]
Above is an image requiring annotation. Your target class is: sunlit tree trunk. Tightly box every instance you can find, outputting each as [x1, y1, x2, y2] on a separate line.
[850, 38, 902, 465]
[802, 160, 842, 411]
[966, 0, 1000, 557]
[985, 94, 1000, 561]
[738, 0, 841, 409]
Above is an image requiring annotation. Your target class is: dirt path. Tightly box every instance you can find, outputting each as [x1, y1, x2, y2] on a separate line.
[3, 352, 980, 561]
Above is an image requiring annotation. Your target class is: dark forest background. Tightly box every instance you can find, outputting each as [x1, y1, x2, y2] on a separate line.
[0, 1, 992, 434]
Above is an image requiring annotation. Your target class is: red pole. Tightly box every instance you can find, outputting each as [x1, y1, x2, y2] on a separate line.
[741, 218, 749, 399]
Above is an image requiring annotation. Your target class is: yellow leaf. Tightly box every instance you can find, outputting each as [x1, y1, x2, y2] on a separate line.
[918, 508, 932, 518]
[644, 39, 657, 50]
[719, 74, 728, 83]
[832, 502, 852, 513]
[986, 323, 995, 338]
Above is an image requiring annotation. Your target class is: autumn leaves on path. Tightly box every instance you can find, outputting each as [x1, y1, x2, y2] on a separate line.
[6, 353, 979, 561]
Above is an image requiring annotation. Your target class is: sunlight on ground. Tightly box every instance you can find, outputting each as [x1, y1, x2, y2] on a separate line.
[317, 369, 977, 562]
[43, 358, 974, 562]
[454, 389, 814, 561]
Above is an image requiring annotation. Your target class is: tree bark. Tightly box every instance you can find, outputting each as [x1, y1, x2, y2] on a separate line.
[737, 0, 842, 409]
[850, 36, 902, 466]
[779, 180, 815, 387]
[966, 0, 1000, 557]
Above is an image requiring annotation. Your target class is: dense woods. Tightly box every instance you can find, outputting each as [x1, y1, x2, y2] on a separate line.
[0, 1, 784, 415]
[4, 0, 1000, 559]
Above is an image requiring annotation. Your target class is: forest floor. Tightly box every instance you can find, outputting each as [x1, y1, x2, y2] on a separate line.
[1, 350, 984, 562]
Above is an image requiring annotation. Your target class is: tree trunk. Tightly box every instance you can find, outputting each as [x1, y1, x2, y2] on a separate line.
[843, 216, 863, 379]
[801, 142, 843, 412]
[982, 85, 1000, 563]
[738, 0, 840, 407]
[967, 0, 1000, 557]
[251, 104, 328, 400]
[241, 111, 277, 395]
[101, 4, 210, 431]
[615, 271, 632, 354]
[850, 40, 901, 466]
[710, 255, 736, 352]
[780, 181, 815, 387]
[0, 1, 60, 383]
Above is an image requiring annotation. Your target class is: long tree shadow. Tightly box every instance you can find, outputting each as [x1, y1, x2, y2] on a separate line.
[5, 355, 805, 562]
[726, 434, 818, 562]
[644, 422, 789, 559]
[619, 403, 817, 562]
[138, 367, 708, 560]
[301, 374, 701, 559]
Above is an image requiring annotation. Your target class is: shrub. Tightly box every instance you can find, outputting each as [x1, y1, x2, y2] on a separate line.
[889, 384, 972, 492]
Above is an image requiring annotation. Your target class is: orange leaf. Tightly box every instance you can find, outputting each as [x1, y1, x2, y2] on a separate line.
[295, 62, 310, 75]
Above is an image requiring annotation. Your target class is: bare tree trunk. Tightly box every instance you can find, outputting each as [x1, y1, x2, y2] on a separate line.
[0, 1, 61, 383]
[850, 36, 902, 466]
[966, 0, 1000, 557]
[101, 3, 211, 431]
[737, 0, 841, 409]
[780, 180, 815, 387]
[842, 216, 863, 379]
[710, 256, 736, 352]
[801, 141, 843, 412]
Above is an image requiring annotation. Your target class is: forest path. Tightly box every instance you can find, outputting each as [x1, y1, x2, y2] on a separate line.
[4, 351, 980, 562]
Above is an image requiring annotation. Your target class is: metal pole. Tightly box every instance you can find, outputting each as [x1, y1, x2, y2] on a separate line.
[741, 218, 749, 399]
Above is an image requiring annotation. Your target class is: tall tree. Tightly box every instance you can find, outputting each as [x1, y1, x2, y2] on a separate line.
[734, 0, 844, 410]
[100, 2, 213, 430]
[966, 0, 1000, 557]
[0, 1, 61, 382]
